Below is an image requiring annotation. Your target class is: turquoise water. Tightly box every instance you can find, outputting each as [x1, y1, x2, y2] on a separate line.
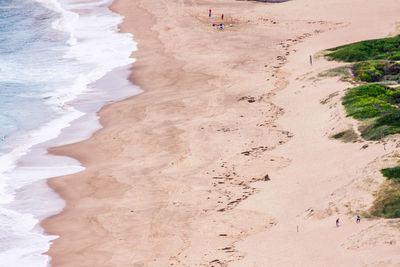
[0, 0, 66, 154]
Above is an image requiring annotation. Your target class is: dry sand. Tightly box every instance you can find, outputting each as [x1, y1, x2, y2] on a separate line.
[43, 0, 400, 266]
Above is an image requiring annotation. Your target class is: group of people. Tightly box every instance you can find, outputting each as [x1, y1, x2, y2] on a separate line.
[209, 9, 233, 30]
[209, 9, 223, 20]
[212, 23, 225, 30]
[336, 215, 361, 227]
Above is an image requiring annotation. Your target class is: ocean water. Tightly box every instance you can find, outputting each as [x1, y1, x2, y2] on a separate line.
[0, 0, 140, 266]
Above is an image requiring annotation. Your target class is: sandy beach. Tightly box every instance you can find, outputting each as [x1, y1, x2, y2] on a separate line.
[43, 0, 400, 266]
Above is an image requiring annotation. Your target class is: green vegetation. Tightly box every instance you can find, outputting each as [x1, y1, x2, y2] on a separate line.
[370, 165, 400, 218]
[325, 36, 400, 141]
[343, 84, 400, 120]
[318, 66, 355, 84]
[352, 61, 400, 83]
[326, 35, 400, 62]
[369, 163, 400, 218]
[319, 66, 351, 78]
[342, 84, 400, 140]
[370, 181, 400, 218]
[326, 35, 400, 218]
[331, 129, 358, 142]
[381, 166, 400, 181]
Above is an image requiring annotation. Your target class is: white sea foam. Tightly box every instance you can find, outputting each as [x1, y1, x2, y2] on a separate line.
[34, 0, 79, 45]
[0, 0, 141, 266]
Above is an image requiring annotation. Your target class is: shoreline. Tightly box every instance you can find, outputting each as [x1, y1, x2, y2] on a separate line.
[0, 0, 140, 265]
[43, 0, 400, 266]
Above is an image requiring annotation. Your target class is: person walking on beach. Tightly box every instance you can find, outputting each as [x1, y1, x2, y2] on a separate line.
[221, 14, 224, 20]
[209, 9, 212, 17]
[356, 215, 361, 223]
[336, 218, 340, 227]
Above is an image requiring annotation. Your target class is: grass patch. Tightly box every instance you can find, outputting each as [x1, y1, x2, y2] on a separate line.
[325, 35, 400, 219]
[370, 164, 400, 218]
[342, 84, 400, 140]
[359, 121, 392, 140]
[318, 66, 355, 83]
[370, 180, 400, 218]
[381, 166, 400, 181]
[352, 61, 400, 83]
[326, 35, 400, 62]
[331, 129, 359, 142]
[319, 66, 352, 78]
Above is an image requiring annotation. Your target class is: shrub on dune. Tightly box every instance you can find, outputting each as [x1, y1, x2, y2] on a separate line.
[342, 84, 400, 140]
[326, 35, 400, 62]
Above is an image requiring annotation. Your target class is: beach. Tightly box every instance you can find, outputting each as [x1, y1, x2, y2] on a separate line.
[0, 1, 140, 265]
[43, 0, 400, 266]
